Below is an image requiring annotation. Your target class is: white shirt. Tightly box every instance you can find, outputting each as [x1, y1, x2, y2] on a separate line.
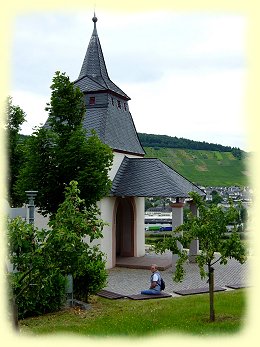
[151, 272, 159, 282]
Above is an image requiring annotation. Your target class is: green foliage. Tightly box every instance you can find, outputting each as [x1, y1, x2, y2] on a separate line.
[5, 97, 27, 206]
[8, 181, 108, 318]
[45, 71, 85, 136]
[7, 217, 66, 319]
[208, 190, 223, 205]
[171, 192, 247, 281]
[73, 254, 107, 303]
[9, 269, 66, 319]
[15, 71, 113, 215]
[153, 192, 247, 321]
[46, 181, 108, 302]
[138, 132, 244, 155]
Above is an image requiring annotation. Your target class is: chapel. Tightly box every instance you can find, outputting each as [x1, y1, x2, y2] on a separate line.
[73, 15, 204, 269]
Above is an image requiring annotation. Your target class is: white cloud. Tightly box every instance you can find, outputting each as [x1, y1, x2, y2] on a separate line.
[12, 90, 48, 135]
[123, 67, 246, 149]
[10, 11, 248, 150]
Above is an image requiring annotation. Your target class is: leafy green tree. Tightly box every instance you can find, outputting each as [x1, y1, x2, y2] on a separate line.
[7, 180, 108, 325]
[15, 71, 113, 215]
[5, 97, 27, 206]
[154, 192, 247, 322]
[7, 217, 66, 326]
[47, 180, 108, 303]
[209, 190, 223, 205]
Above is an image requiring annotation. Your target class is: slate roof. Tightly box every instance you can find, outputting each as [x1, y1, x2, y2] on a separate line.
[83, 105, 145, 155]
[111, 157, 205, 198]
[74, 16, 130, 100]
[74, 15, 144, 155]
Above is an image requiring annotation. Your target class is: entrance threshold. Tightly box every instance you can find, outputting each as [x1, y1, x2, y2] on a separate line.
[116, 252, 172, 271]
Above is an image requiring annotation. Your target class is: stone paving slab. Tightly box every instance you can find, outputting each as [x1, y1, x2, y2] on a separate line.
[97, 290, 125, 299]
[225, 284, 249, 289]
[173, 286, 226, 296]
[104, 254, 250, 297]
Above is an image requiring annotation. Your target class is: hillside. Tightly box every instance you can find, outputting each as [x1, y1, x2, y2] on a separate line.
[19, 134, 249, 187]
[142, 147, 249, 187]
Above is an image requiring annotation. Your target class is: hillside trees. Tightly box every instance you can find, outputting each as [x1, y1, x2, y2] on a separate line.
[5, 97, 27, 206]
[138, 132, 244, 159]
[15, 71, 113, 215]
[154, 192, 247, 322]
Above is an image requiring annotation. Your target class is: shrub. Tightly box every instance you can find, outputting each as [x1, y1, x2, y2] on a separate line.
[7, 217, 66, 319]
[73, 249, 107, 303]
[10, 269, 66, 319]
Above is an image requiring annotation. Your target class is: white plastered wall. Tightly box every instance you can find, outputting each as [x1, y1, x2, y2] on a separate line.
[134, 197, 145, 257]
[99, 197, 116, 269]
[88, 151, 146, 269]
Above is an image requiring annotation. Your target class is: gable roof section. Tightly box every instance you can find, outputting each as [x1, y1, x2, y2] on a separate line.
[83, 104, 145, 155]
[111, 157, 205, 198]
[74, 16, 130, 100]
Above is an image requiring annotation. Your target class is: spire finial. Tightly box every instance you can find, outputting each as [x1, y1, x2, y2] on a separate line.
[92, 11, 98, 24]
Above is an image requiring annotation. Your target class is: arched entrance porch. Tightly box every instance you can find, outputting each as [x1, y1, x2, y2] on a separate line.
[113, 197, 135, 265]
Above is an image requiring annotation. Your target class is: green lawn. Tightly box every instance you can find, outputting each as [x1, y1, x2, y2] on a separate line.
[19, 289, 248, 337]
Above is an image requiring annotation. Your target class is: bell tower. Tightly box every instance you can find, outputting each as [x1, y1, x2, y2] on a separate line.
[74, 15, 145, 156]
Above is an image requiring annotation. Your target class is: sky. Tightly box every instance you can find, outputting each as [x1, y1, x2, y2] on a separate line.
[10, 10, 248, 151]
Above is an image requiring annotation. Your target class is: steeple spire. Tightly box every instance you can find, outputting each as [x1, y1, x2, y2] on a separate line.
[76, 14, 130, 100]
[77, 14, 109, 80]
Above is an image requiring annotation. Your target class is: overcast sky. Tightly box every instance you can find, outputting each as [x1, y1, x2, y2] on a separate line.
[10, 10, 248, 150]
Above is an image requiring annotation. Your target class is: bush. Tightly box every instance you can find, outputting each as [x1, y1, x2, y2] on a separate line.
[7, 181, 109, 319]
[7, 217, 67, 319]
[10, 269, 66, 319]
[73, 249, 107, 303]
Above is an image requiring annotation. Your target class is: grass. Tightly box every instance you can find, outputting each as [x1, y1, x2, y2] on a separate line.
[19, 289, 248, 337]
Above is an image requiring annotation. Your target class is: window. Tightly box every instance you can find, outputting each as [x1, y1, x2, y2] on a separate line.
[111, 97, 114, 105]
[124, 103, 127, 111]
[117, 100, 121, 109]
[89, 96, 95, 105]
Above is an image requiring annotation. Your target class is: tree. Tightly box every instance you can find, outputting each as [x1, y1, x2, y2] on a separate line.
[7, 216, 66, 326]
[7, 180, 108, 325]
[5, 97, 27, 206]
[154, 192, 247, 322]
[209, 190, 223, 205]
[15, 71, 113, 215]
[46, 180, 108, 302]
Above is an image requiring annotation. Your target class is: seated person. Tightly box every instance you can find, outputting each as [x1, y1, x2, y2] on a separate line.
[141, 264, 162, 295]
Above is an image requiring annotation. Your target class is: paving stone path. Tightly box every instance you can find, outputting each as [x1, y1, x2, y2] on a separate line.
[104, 255, 250, 297]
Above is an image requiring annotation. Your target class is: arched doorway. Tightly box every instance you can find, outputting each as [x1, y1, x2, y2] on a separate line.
[115, 197, 134, 257]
